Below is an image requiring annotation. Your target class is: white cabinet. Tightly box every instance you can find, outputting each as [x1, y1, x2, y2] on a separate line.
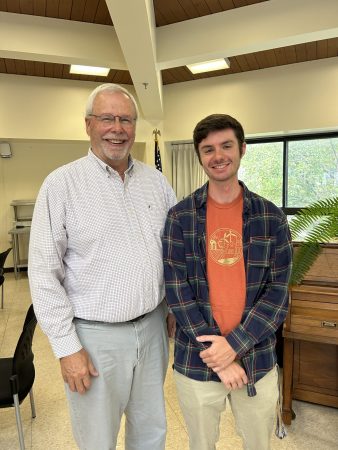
[8, 200, 35, 278]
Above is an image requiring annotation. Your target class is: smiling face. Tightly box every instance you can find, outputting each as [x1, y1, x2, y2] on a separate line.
[198, 128, 246, 187]
[85, 91, 136, 172]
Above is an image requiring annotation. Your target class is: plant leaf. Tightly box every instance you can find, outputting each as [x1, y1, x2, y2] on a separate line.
[289, 196, 338, 286]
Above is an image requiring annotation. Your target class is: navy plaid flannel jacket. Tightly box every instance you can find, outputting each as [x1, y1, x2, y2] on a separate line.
[162, 181, 292, 396]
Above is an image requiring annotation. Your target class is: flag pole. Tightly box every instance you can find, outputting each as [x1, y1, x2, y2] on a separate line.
[153, 129, 162, 172]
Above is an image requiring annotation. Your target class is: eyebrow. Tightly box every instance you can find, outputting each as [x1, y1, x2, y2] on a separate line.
[200, 139, 235, 150]
[92, 113, 133, 117]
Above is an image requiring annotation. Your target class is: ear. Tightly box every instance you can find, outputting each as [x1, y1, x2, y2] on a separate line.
[85, 117, 91, 136]
[197, 149, 202, 165]
[241, 142, 246, 158]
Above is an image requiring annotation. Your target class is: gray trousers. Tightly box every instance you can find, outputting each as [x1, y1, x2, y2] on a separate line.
[65, 302, 169, 450]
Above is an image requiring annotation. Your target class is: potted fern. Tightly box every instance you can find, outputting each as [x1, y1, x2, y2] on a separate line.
[289, 196, 338, 286]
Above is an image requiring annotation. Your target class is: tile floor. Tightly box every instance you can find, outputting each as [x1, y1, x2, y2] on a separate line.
[0, 273, 337, 450]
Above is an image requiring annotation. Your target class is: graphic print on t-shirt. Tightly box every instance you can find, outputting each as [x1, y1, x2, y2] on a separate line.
[209, 227, 243, 266]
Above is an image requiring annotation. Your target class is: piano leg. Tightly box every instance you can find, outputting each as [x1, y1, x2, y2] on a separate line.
[282, 337, 295, 425]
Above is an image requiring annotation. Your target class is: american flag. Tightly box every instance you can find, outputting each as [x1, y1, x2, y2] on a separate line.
[155, 139, 162, 172]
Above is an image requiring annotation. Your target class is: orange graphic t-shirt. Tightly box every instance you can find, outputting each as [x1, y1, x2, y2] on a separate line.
[206, 191, 246, 336]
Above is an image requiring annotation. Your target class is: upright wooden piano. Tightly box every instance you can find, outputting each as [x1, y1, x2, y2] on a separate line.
[282, 244, 338, 425]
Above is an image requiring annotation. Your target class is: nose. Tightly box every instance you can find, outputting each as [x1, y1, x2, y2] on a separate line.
[214, 147, 225, 160]
[111, 117, 124, 131]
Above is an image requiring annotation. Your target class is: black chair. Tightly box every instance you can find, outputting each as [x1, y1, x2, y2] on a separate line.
[0, 247, 12, 309]
[0, 304, 37, 450]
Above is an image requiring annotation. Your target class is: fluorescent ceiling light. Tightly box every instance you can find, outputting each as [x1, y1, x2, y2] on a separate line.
[187, 58, 230, 74]
[70, 65, 110, 76]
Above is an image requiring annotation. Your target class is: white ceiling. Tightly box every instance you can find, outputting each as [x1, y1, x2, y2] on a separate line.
[0, 0, 337, 120]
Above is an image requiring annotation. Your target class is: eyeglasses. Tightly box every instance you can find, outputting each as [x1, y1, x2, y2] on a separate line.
[88, 114, 136, 128]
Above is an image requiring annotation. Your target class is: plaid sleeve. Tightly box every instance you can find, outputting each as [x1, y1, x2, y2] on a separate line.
[227, 217, 293, 357]
[162, 209, 215, 349]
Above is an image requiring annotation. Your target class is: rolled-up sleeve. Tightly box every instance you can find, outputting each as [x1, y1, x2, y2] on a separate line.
[227, 217, 292, 357]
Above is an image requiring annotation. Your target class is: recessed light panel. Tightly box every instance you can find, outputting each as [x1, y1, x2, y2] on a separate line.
[187, 58, 230, 74]
[70, 65, 110, 76]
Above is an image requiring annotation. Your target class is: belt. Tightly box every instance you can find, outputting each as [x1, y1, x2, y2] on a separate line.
[127, 313, 146, 323]
[74, 313, 147, 325]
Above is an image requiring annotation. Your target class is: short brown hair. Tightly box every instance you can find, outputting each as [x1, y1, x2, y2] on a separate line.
[193, 114, 245, 163]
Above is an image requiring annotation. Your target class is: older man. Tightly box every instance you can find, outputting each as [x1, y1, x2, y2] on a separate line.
[29, 84, 176, 450]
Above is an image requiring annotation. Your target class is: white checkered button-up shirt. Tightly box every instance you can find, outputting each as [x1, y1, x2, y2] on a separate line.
[28, 150, 177, 358]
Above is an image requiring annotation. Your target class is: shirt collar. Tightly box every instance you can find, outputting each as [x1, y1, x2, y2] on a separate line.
[195, 182, 209, 209]
[88, 149, 135, 176]
[195, 179, 251, 215]
[239, 180, 252, 216]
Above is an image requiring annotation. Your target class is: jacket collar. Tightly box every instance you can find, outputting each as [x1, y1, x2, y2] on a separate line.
[195, 179, 252, 217]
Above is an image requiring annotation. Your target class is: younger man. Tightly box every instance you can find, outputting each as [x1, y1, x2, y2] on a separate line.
[162, 114, 292, 450]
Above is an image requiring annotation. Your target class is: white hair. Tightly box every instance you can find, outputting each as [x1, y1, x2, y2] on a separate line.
[85, 83, 139, 119]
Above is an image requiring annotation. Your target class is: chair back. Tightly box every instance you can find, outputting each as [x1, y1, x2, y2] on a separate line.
[13, 305, 37, 401]
[0, 248, 12, 273]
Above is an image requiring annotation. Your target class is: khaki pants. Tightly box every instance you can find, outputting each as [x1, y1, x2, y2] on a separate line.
[174, 366, 278, 450]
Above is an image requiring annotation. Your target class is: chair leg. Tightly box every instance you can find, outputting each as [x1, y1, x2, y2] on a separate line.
[13, 392, 25, 450]
[29, 389, 36, 418]
[1, 283, 3, 309]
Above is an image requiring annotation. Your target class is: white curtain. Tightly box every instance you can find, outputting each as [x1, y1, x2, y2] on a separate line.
[172, 142, 208, 201]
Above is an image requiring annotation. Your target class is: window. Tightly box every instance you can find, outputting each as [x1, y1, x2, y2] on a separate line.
[244, 133, 338, 214]
[239, 142, 283, 206]
[287, 137, 338, 207]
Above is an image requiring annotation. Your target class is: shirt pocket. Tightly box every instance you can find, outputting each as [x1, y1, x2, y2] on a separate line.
[247, 238, 274, 301]
[247, 237, 273, 267]
[147, 202, 168, 237]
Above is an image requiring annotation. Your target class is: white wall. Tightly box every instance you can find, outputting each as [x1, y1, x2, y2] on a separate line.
[0, 74, 159, 143]
[163, 58, 338, 141]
